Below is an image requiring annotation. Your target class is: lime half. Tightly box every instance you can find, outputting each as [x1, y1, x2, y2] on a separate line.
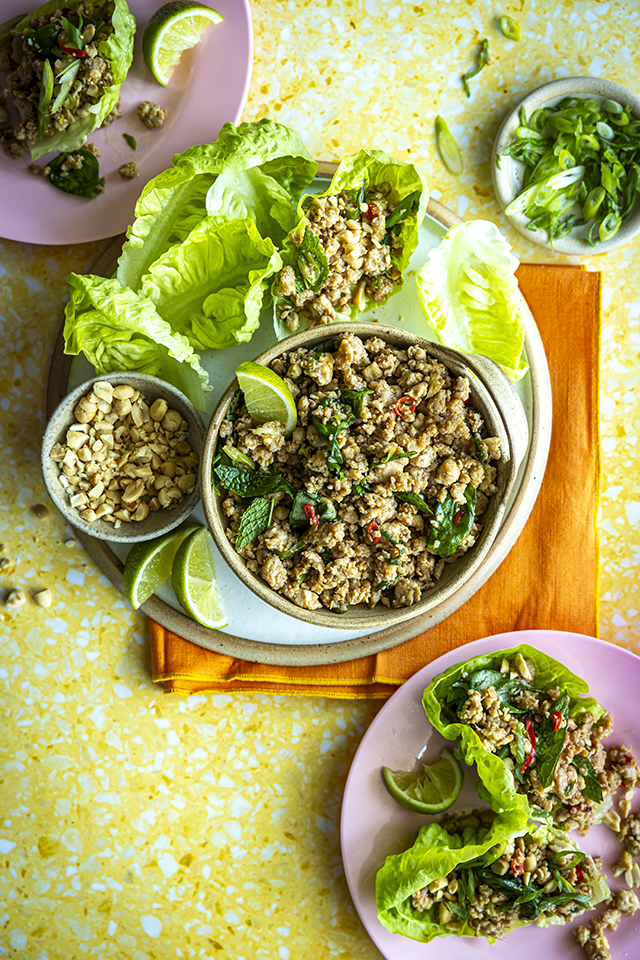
[382, 747, 463, 814]
[171, 526, 227, 629]
[143, 1, 223, 86]
[123, 523, 197, 609]
[235, 361, 297, 435]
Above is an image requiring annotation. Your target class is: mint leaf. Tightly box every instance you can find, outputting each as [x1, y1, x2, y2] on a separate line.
[236, 497, 274, 550]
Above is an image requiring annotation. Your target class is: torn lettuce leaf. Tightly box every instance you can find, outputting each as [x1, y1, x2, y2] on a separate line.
[116, 119, 317, 291]
[8, 0, 135, 161]
[422, 644, 606, 823]
[415, 219, 529, 382]
[140, 216, 282, 350]
[64, 274, 211, 409]
[376, 819, 608, 944]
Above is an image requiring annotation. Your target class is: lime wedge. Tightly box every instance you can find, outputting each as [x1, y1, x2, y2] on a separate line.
[171, 526, 228, 629]
[123, 523, 197, 609]
[382, 747, 463, 814]
[235, 361, 297, 435]
[143, 1, 223, 86]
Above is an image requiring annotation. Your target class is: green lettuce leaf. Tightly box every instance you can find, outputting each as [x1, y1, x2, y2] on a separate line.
[140, 217, 282, 350]
[63, 274, 211, 409]
[376, 820, 608, 944]
[273, 148, 429, 336]
[11, 0, 135, 161]
[116, 119, 316, 290]
[422, 644, 606, 819]
[415, 219, 529, 382]
[204, 166, 298, 246]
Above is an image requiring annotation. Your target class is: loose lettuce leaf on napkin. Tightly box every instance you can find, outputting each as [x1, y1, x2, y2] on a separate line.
[9, 0, 135, 161]
[140, 217, 282, 350]
[376, 819, 608, 944]
[415, 219, 529, 382]
[116, 119, 317, 290]
[272, 148, 429, 336]
[422, 644, 606, 818]
[64, 274, 211, 409]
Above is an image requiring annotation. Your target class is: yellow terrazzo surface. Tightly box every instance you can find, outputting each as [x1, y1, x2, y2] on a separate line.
[1, 1, 639, 957]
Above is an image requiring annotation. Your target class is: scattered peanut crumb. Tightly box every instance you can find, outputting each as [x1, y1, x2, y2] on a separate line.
[5, 589, 26, 610]
[0, 557, 14, 571]
[32, 588, 52, 609]
[32, 503, 50, 520]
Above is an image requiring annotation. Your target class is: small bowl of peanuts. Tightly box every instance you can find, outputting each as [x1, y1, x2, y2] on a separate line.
[42, 373, 205, 543]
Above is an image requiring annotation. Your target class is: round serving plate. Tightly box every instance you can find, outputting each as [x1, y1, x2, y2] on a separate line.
[47, 163, 552, 665]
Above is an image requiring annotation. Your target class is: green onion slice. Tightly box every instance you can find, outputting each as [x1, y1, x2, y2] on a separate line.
[435, 116, 463, 176]
[500, 15, 521, 41]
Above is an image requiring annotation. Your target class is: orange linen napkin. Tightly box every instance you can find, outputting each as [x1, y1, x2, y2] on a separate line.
[150, 264, 601, 698]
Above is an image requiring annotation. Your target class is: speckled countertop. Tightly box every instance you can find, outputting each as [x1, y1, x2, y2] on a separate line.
[1, 2, 639, 957]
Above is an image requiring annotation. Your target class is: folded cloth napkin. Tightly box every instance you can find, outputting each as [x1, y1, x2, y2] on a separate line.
[150, 264, 601, 698]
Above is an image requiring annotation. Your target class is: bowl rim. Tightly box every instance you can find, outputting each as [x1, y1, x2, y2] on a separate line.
[200, 322, 526, 630]
[41, 371, 205, 543]
[491, 75, 640, 256]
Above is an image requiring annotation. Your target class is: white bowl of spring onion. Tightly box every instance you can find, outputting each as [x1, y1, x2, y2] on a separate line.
[491, 76, 640, 255]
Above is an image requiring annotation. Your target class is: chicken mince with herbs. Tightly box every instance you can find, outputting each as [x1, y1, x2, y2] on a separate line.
[213, 332, 502, 614]
[412, 810, 604, 940]
[441, 652, 640, 835]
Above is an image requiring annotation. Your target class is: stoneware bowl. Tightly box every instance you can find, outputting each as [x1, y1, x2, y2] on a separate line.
[200, 323, 529, 631]
[491, 76, 640, 256]
[42, 373, 205, 543]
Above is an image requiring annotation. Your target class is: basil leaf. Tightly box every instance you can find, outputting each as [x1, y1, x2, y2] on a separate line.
[573, 754, 603, 803]
[473, 431, 488, 474]
[61, 16, 83, 50]
[23, 22, 61, 59]
[47, 149, 105, 199]
[235, 497, 274, 550]
[226, 389, 243, 421]
[393, 491, 433, 515]
[296, 226, 329, 291]
[549, 850, 586, 870]
[122, 133, 137, 150]
[38, 58, 54, 140]
[385, 190, 420, 229]
[352, 479, 371, 497]
[339, 387, 372, 419]
[214, 463, 296, 499]
[535, 692, 570, 788]
[289, 490, 337, 528]
[370, 448, 417, 469]
[311, 413, 355, 477]
[427, 484, 476, 558]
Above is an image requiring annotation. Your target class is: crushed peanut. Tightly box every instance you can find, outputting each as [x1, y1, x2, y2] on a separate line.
[5, 589, 26, 609]
[50, 381, 198, 528]
[33, 588, 52, 609]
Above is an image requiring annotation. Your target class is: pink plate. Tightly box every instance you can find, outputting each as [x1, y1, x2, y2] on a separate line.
[0, 0, 252, 244]
[340, 630, 640, 959]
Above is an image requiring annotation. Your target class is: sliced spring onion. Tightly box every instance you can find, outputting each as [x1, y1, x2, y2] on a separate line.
[435, 116, 463, 176]
[462, 38, 489, 97]
[499, 15, 521, 41]
[38, 59, 55, 141]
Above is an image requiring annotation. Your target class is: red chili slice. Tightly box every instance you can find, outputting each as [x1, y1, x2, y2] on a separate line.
[365, 204, 378, 222]
[520, 716, 537, 774]
[58, 44, 86, 58]
[510, 855, 524, 877]
[453, 509, 463, 525]
[303, 503, 319, 526]
[552, 710, 563, 731]
[575, 865, 584, 884]
[393, 395, 417, 418]
[367, 521, 381, 544]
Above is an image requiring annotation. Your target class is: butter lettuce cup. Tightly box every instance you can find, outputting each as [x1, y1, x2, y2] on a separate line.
[423, 644, 624, 835]
[375, 810, 609, 945]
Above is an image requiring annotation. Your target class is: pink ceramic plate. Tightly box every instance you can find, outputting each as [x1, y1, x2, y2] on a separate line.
[341, 630, 640, 959]
[0, 0, 252, 244]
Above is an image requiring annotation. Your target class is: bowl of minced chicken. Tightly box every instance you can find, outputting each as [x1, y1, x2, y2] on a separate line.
[201, 323, 529, 630]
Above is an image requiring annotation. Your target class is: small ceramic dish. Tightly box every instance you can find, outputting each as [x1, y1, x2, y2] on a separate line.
[42, 373, 205, 543]
[491, 76, 640, 255]
[200, 322, 529, 631]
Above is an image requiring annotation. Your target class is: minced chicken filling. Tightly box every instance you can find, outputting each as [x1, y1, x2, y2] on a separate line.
[215, 332, 501, 614]
[274, 189, 403, 331]
[411, 811, 603, 940]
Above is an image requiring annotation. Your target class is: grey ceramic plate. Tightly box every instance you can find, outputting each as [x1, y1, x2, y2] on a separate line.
[47, 170, 552, 664]
[491, 76, 640, 256]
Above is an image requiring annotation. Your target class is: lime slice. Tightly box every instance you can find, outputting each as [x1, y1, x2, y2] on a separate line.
[123, 523, 197, 609]
[235, 361, 297, 435]
[382, 747, 463, 814]
[142, 1, 223, 86]
[171, 526, 228, 629]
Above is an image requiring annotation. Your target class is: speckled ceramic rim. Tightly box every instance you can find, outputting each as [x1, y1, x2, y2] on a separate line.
[491, 76, 640, 256]
[200, 323, 529, 631]
[47, 186, 553, 664]
[42, 372, 205, 543]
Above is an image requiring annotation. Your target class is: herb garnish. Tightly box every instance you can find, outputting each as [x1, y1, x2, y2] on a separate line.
[123, 133, 137, 150]
[534, 692, 569, 788]
[289, 490, 337, 528]
[572, 755, 603, 803]
[393, 491, 433, 515]
[296, 226, 330, 291]
[47, 149, 105, 199]
[311, 413, 356, 477]
[427, 484, 476, 558]
[235, 497, 274, 550]
[214, 463, 296, 500]
[339, 387, 372, 419]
